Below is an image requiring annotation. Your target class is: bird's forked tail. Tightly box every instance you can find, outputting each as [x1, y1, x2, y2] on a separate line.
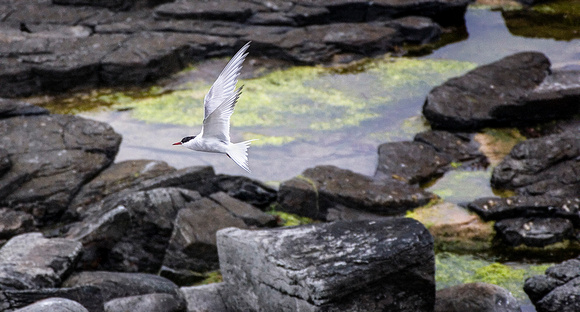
[227, 140, 257, 173]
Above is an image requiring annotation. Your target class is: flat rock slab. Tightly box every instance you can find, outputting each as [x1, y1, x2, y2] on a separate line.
[0, 286, 103, 312]
[0, 233, 82, 290]
[217, 218, 435, 312]
[278, 165, 436, 221]
[104, 293, 185, 312]
[423, 52, 580, 130]
[0, 99, 48, 118]
[494, 217, 574, 247]
[180, 283, 228, 312]
[0, 114, 121, 225]
[491, 131, 580, 197]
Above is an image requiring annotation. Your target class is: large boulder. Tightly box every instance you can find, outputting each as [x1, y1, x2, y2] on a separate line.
[217, 218, 435, 312]
[278, 165, 436, 221]
[0, 233, 82, 290]
[423, 52, 580, 130]
[0, 114, 121, 225]
[12, 298, 89, 312]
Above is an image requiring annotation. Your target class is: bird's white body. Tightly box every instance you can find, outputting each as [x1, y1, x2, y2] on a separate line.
[173, 42, 255, 173]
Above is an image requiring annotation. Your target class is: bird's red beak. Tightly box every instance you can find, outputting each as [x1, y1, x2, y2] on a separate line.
[172, 142, 182, 145]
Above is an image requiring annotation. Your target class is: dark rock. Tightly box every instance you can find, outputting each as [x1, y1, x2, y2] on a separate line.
[12, 297, 89, 312]
[96, 187, 201, 272]
[0, 233, 82, 290]
[375, 141, 452, 184]
[535, 277, 580, 312]
[154, 0, 264, 21]
[468, 196, 580, 225]
[414, 130, 488, 168]
[209, 192, 277, 227]
[0, 286, 102, 312]
[491, 131, 580, 197]
[388, 16, 441, 44]
[524, 275, 565, 304]
[104, 293, 185, 312]
[69, 159, 176, 212]
[423, 52, 562, 130]
[180, 283, 227, 312]
[212, 174, 277, 209]
[435, 282, 520, 312]
[278, 165, 436, 221]
[0, 208, 35, 241]
[62, 271, 182, 305]
[494, 217, 574, 247]
[0, 149, 10, 178]
[218, 218, 435, 311]
[525, 258, 580, 309]
[0, 114, 121, 224]
[0, 99, 48, 118]
[162, 197, 248, 273]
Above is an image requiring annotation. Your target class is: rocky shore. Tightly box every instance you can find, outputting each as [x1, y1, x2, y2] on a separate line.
[1, 1, 580, 312]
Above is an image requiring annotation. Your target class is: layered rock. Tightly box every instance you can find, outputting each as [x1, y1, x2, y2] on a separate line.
[524, 257, 580, 312]
[217, 218, 435, 312]
[423, 52, 580, 130]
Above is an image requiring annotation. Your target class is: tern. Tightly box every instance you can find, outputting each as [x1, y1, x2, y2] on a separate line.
[173, 42, 255, 173]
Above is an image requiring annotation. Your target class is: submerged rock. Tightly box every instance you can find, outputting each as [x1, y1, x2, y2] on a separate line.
[278, 165, 436, 221]
[423, 52, 580, 130]
[494, 217, 574, 247]
[217, 218, 435, 312]
[435, 282, 520, 312]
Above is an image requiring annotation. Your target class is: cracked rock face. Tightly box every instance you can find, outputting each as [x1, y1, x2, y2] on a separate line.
[0, 114, 121, 225]
[217, 218, 435, 312]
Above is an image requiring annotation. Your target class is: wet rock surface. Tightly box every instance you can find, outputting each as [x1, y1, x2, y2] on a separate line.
[278, 165, 437, 221]
[524, 257, 580, 312]
[218, 218, 435, 312]
[0, 0, 472, 97]
[423, 52, 580, 130]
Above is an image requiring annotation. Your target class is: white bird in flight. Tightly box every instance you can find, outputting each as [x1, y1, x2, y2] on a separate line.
[173, 42, 255, 173]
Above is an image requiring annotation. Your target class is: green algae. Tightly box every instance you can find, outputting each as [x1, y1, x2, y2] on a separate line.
[266, 209, 315, 227]
[193, 270, 223, 286]
[108, 56, 475, 136]
[436, 252, 552, 302]
[474, 128, 526, 167]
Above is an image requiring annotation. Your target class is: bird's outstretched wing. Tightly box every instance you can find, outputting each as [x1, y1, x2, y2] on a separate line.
[201, 86, 243, 143]
[203, 42, 250, 120]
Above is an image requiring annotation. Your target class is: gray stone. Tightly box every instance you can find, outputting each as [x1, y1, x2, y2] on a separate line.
[423, 52, 555, 130]
[209, 192, 276, 227]
[0, 286, 102, 312]
[62, 271, 182, 304]
[180, 283, 227, 312]
[0, 233, 82, 290]
[0, 98, 48, 118]
[278, 165, 436, 221]
[525, 258, 580, 309]
[217, 218, 435, 311]
[0, 208, 35, 241]
[491, 131, 580, 197]
[0, 114, 121, 224]
[435, 282, 520, 312]
[162, 197, 248, 273]
[375, 141, 451, 184]
[12, 297, 89, 312]
[414, 130, 488, 168]
[212, 174, 278, 209]
[494, 218, 574, 247]
[536, 276, 580, 312]
[104, 293, 185, 312]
